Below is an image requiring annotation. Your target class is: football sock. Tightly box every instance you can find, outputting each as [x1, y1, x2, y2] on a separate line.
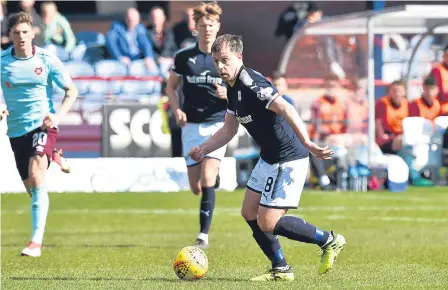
[199, 187, 215, 235]
[246, 219, 288, 268]
[273, 216, 331, 247]
[30, 186, 49, 244]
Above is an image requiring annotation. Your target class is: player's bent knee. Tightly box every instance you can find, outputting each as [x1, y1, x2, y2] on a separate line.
[257, 217, 277, 233]
[241, 206, 258, 221]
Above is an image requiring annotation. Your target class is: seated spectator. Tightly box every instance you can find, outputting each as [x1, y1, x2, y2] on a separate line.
[106, 7, 156, 70]
[19, 0, 44, 46]
[310, 74, 346, 142]
[345, 77, 368, 134]
[271, 71, 295, 105]
[309, 74, 345, 190]
[147, 6, 177, 77]
[172, 8, 197, 49]
[430, 45, 448, 115]
[375, 80, 409, 154]
[409, 76, 441, 121]
[41, 1, 76, 53]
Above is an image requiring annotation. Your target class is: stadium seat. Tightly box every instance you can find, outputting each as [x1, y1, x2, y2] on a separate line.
[402, 117, 440, 172]
[65, 61, 95, 95]
[128, 59, 159, 76]
[75, 31, 106, 46]
[94, 60, 127, 95]
[70, 44, 87, 61]
[45, 44, 70, 62]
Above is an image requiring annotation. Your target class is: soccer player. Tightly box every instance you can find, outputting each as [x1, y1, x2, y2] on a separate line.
[166, 2, 227, 249]
[0, 12, 78, 257]
[189, 34, 346, 280]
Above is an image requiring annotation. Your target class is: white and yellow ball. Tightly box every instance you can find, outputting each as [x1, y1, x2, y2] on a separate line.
[173, 246, 208, 281]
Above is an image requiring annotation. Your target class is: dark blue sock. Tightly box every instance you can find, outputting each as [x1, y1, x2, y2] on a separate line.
[246, 219, 288, 268]
[199, 187, 215, 234]
[273, 216, 330, 247]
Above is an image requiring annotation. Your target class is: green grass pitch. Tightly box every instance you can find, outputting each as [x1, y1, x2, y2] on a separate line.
[2, 188, 448, 289]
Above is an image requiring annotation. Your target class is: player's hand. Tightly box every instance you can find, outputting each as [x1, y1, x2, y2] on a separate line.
[0, 109, 9, 121]
[175, 109, 187, 127]
[305, 141, 334, 160]
[120, 56, 131, 66]
[144, 57, 157, 71]
[42, 113, 59, 130]
[189, 146, 205, 162]
[215, 83, 227, 100]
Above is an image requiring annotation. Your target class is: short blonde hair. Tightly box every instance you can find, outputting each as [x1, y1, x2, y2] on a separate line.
[7, 12, 33, 33]
[193, 1, 222, 23]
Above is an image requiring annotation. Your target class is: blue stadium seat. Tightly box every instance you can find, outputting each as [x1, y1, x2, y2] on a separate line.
[65, 61, 95, 95]
[94, 60, 128, 95]
[45, 44, 70, 62]
[76, 31, 106, 46]
[128, 59, 159, 76]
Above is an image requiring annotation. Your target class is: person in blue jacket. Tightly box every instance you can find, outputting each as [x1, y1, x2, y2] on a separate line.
[106, 7, 156, 71]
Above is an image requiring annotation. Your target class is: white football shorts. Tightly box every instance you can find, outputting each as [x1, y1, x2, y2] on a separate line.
[246, 157, 309, 209]
[182, 121, 227, 167]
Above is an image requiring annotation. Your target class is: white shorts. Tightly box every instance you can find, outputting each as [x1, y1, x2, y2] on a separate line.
[247, 157, 309, 209]
[182, 121, 227, 167]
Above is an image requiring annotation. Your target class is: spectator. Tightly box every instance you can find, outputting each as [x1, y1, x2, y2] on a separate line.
[147, 6, 177, 77]
[430, 45, 448, 115]
[19, 0, 44, 46]
[409, 76, 441, 121]
[275, 1, 321, 41]
[345, 77, 369, 134]
[310, 74, 347, 142]
[375, 80, 409, 154]
[324, 77, 369, 149]
[40, 1, 76, 53]
[172, 8, 197, 49]
[1, 1, 9, 49]
[309, 74, 346, 190]
[106, 7, 156, 70]
[271, 71, 295, 105]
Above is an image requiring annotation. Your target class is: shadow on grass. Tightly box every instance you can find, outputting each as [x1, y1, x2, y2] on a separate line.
[8, 276, 248, 282]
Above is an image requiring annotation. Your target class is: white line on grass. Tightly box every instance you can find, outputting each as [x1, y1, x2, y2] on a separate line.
[2, 206, 448, 215]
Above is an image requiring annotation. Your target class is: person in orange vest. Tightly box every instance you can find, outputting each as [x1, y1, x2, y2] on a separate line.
[375, 80, 409, 154]
[409, 76, 441, 121]
[309, 74, 346, 189]
[430, 45, 448, 115]
[310, 74, 347, 142]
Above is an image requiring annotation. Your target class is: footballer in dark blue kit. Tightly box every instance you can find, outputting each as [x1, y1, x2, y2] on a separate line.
[189, 34, 347, 281]
[166, 2, 228, 249]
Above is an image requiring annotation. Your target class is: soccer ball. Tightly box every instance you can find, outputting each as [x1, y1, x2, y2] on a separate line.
[173, 246, 208, 281]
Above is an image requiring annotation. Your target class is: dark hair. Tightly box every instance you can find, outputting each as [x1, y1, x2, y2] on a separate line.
[272, 70, 285, 81]
[211, 34, 243, 54]
[7, 12, 33, 34]
[424, 75, 437, 87]
[388, 80, 406, 90]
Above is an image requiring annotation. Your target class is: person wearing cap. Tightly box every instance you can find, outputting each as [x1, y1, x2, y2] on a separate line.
[430, 45, 448, 115]
[409, 76, 441, 121]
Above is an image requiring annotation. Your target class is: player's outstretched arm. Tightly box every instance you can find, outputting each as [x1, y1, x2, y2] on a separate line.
[269, 97, 334, 160]
[189, 113, 239, 162]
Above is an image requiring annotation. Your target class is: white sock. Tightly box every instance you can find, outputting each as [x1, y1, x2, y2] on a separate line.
[30, 186, 49, 244]
[197, 233, 209, 243]
[319, 175, 331, 187]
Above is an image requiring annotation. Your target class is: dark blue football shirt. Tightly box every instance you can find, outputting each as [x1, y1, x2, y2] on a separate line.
[172, 43, 227, 123]
[227, 66, 309, 164]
